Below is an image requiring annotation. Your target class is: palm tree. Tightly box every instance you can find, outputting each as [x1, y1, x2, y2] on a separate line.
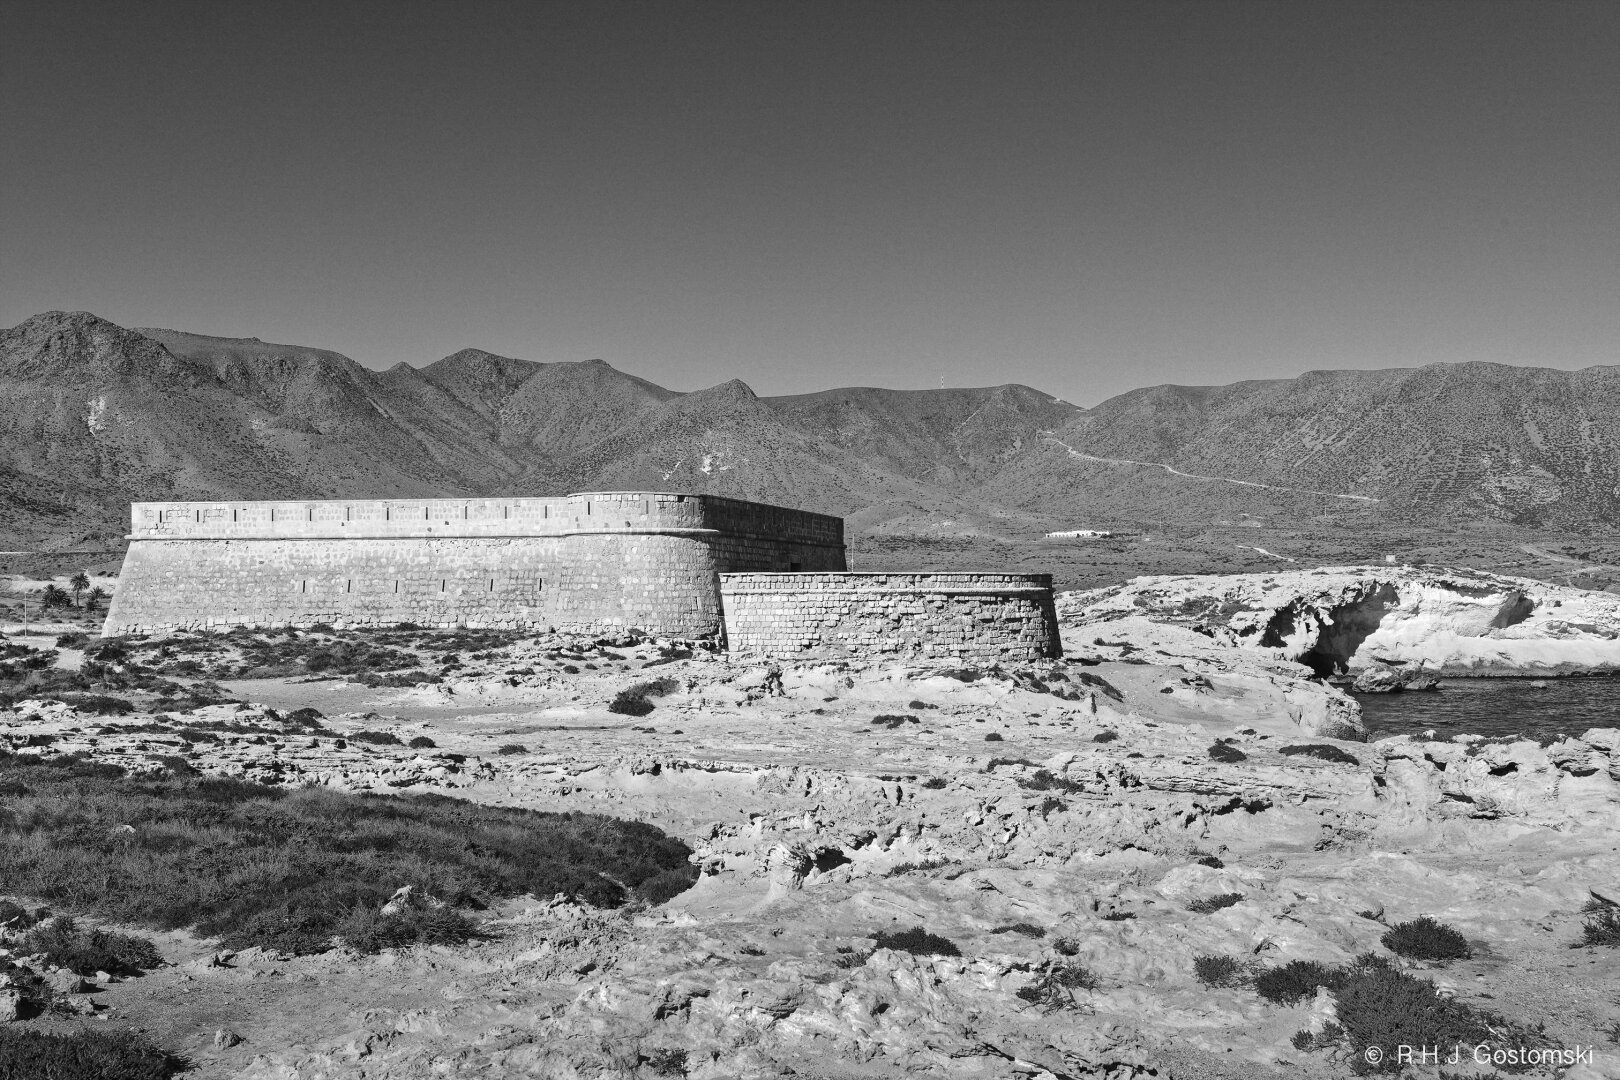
[40, 584, 72, 611]
[69, 572, 90, 608]
[85, 586, 109, 612]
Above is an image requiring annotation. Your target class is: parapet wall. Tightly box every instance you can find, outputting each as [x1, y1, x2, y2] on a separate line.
[718, 572, 1061, 663]
[105, 493, 845, 638]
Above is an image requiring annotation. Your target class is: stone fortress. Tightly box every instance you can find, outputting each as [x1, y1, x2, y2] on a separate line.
[104, 492, 1061, 661]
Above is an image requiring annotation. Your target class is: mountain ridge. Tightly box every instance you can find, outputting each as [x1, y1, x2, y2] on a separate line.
[2, 310, 1616, 552]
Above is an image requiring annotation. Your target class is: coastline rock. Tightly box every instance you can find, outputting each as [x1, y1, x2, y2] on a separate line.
[1060, 566, 1620, 677]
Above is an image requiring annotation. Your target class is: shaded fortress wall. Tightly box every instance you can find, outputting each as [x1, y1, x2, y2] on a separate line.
[718, 572, 1062, 663]
[104, 493, 845, 637]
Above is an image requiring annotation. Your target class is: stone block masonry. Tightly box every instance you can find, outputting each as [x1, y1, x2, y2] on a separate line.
[719, 572, 1062, 662]
[104, 492, 845, 638]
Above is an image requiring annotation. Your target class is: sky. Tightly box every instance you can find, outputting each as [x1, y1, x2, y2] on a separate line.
[3, 1, 1617, 405]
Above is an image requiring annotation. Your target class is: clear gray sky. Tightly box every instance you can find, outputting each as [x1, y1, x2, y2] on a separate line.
[3, 1, 1617, 404]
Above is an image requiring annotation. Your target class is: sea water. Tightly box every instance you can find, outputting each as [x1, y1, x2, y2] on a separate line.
[1351, 677, 1620, 743]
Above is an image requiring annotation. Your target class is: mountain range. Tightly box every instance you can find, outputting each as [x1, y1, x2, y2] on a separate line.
[1, 309, 1616, 551]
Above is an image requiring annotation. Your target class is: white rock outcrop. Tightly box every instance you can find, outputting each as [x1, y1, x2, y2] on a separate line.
[1060, 566, 1620, 676]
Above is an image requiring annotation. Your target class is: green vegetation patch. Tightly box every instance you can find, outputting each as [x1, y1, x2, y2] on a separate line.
[872, 926, 961, 957]
[608, 677, 679, 717]
[0, 751, 696, 956]
[17, 915, 164, 975]
[1249, 953, 1553, 1074]
[1381, 916, 1471, 962]
[0, 1027, 182, 1079]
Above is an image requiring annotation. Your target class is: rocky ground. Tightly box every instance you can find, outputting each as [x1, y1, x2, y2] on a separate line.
[1, 601, 1619, 1078]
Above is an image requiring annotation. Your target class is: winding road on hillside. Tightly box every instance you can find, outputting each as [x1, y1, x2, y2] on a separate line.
[1041, 435, 1382, 503]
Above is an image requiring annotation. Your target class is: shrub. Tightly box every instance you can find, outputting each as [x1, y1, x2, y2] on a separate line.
[18, 916, 164, 975]
[921, 777, 947, 789]
[1254, 959, 1340, 1005]
[350, 730, 403, 746]
[1279, 744, 1361, 766]
[0, 754, 696, 956]
[52, 693, 136, 715]
[356, 670, 442, 688]
[407, 736, 437, 749]
[1016, 961, 1097, 1011]
[1292, 1025, 1344, 1052]
[872, 714, 918, 729]
[989, 922, 1045, 938]
[1208, 742, 1247, 763]
[1051, 936, 1080, 956]
[1194, 954, 1246, 988]
[1196, 855, 1224, 868]
[1186, 893, 1244, 914]
[872, 926, 961, 957]
[54, 632, 90, 649]
[496, 743, 528, 755]
[1099, 910, 1135, 921]
[608, 678, 678, 717]
[984, 732, 1003, 742]
[1092, 730, 1118, 743]
[1019, 770, 1084, 794]
[907, 700, 937, 710]
[886, 858, 950, 876]
[334, 902, 476, 953]
[608, 689, 654, 716]
[1581, 905, 1620, 947]
[1381, 916, 1470, 962]
[0, 1028, 182, 1079]
[1330, 954, 1553, 1074]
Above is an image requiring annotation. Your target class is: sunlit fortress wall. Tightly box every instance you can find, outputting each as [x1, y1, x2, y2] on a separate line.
[104, 492, 846, 638]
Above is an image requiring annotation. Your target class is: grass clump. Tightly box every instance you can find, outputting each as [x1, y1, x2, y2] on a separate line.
[920, 777, 947, 789]
[1278, 744, 1361, 765]
[0, 752, 696, 957]
[496, 743, 528, 755]
[1186, 892, 1244, 914]
[872, 926, 961, 957]
[0, 1028, 182, 1079]
[1193, 953, 1246, 988]
[18, 915, 164, 975]
[1381, 916, 1470, 962]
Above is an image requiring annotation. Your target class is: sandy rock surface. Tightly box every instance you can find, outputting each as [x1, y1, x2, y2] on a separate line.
[2, 621, 1619, 1077]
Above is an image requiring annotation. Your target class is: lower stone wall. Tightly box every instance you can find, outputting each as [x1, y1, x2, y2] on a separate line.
[104, 531, 846, 639]
[718, 572, 1062, 663]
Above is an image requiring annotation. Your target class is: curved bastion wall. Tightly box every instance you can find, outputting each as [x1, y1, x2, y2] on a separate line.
[718, 572, 1062, 662]
[103, 492, 845, 639]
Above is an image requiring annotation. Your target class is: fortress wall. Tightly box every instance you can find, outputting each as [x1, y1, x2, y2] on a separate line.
[718, 572, 1062, 663]
[105, 493, 846, 638]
